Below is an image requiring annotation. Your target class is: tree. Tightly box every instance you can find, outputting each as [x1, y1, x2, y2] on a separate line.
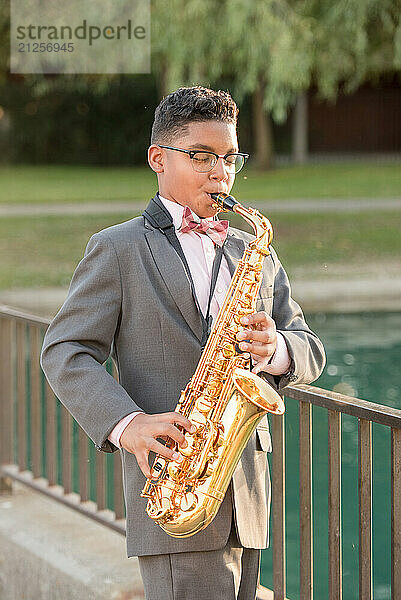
[151, 0, 315, 168]
[151, 0, 401, 168]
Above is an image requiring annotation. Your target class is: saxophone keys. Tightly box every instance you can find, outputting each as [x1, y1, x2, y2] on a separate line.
[167, 461, 183, 481]
[179, 435, 196, 457]
[206, 380, 222, 398]
[222, 342, 235, 358]
[244, 271, 261, 284]
[213, 429, 225, 449]
[146, 496, 170, 520]
[195, 395, 214, 413]
[180, 492, 198, 512]
[198, 460, 214, 480]
[150, 457, 167, 479]
[190, 410, 207, 430]
[234, 309, 253, 325]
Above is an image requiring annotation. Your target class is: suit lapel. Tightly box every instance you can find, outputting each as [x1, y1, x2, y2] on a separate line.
[144, 228, 204, 342]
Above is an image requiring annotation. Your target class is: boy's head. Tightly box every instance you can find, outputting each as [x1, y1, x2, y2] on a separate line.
[150, 86, 238, 145]
[148, 86, 243, 218]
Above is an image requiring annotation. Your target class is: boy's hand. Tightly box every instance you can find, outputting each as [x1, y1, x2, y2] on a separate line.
[120, 412, 196, 479]
[236, 311, 277, 361]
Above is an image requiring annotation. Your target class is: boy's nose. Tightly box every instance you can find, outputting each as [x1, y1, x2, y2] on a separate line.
[210, 156, 230, 180]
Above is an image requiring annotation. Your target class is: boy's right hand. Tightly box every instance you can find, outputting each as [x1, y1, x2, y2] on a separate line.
[120, 412, 195, 478]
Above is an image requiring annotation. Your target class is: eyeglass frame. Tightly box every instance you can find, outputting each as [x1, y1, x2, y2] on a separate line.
[157, 144, 250, 173]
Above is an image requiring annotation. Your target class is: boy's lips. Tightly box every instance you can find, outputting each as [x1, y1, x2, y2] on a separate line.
[205, 191, 226, 197]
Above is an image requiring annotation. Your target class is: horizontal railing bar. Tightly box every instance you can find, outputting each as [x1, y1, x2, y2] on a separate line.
[0, 464, 126, 535]
[285, 384, 401, 429]
[0, 305, 51, 327]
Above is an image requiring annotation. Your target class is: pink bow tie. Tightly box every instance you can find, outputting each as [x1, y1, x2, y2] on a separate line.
[180, 206, 229, 247]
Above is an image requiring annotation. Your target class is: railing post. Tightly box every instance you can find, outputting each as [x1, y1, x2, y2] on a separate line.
[328, 410, 342, 600]
[96, 449, 106, 511]
[272, 411, 286, 600]
[62, 407, 72, 494]
[78, 427, 89, 502]
[114, 450, 125, 520]
[0, 316, 14, 494]
[45, 380, 57, 486]
[30, 326, 42, 478]
[391, 427, 401, 600]
[300, 401, 313, 600]
[16, 321, 27, 472]
[358, 418, 372, 600]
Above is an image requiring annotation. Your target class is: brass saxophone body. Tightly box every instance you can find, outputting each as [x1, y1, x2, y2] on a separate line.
[141, 193, 285, 537]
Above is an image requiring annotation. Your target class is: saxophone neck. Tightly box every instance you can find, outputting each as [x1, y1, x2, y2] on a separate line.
[232, 203, 273, 254]
[210, 193, 273, 255]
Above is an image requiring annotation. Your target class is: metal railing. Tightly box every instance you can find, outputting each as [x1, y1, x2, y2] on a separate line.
[1, 305, 401, 600]
[0, 306, 125, 533]
[270, 386, 401, 600]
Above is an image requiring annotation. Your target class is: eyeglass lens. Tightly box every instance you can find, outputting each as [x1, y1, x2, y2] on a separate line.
[191, 152, 245, 173]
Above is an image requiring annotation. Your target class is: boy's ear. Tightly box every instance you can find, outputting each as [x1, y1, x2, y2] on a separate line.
[148, 145, 164, 173]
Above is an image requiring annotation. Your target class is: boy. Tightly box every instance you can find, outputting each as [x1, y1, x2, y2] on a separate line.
[41, 86, 325, 599]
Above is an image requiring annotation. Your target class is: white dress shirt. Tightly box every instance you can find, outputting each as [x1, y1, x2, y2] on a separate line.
[108, 196, 291, 448]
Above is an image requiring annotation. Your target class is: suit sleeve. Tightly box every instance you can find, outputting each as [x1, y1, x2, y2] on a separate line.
[40, 232, 142, 453]
[259, 247, 326, 391]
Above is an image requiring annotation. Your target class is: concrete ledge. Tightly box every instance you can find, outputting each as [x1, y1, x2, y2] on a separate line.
[0, 482, 144, 600]
[0, 480, 283, 599]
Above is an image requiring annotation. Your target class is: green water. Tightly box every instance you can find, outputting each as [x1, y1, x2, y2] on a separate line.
[261, 312, 401, 600]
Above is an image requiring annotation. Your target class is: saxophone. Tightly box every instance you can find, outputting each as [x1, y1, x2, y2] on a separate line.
[141, 192, 285, 538]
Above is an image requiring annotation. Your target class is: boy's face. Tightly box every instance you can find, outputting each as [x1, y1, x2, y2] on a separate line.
[148, 120, 238, 218]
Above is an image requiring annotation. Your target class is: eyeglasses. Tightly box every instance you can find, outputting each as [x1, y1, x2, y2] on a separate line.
[158, 145, 249, 174]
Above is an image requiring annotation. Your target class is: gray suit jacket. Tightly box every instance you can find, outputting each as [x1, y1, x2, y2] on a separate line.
[40, 202, 325, 557]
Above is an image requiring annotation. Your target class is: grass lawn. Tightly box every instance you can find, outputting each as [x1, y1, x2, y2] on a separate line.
[1, 210, 400, 290]
[0, 162, 400, 205]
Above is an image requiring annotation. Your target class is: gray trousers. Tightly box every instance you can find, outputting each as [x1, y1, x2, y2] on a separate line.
[138, 512, 261, 600]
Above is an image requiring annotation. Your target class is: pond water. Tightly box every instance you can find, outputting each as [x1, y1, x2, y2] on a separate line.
[260, 312, 401, 600]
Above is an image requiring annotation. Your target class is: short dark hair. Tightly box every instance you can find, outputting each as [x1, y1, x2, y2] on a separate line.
[150, 86, 238, 144]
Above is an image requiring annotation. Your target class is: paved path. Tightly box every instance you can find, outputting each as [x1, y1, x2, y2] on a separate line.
[0, 197, 400, 217]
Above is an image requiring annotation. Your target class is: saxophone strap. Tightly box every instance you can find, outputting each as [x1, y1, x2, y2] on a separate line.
[143, 195, 224, 350]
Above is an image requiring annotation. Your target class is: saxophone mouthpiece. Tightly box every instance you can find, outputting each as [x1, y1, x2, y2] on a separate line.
[210, 193, 238, 212]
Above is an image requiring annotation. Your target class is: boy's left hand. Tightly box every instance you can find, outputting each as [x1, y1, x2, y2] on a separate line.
[236, 311, 277, 361]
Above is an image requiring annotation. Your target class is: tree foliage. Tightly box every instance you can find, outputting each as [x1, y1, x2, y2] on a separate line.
[151, 0, 401, 121]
